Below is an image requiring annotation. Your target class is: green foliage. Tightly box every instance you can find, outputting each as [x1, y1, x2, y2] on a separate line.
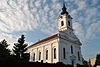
[95, 54, 100, 65]
[0, 39, 11, 62]
[13, 35, 29, 62]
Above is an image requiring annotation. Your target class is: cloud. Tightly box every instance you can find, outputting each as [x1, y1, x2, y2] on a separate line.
[0, 0, 60, 35]
[75, 0, 87, 10]
[0, 0, 61, 50]
[0, 33, 17, 49]
[73, 22, 85, 43]
[0, 32, 33, 50]
[0, 0, 100, 51]
[86, 8, 97, 16]
[0, 0, 100, 61]
[70, 0, 100, 42]
[44, 4, 50, 12]
[65, 0, 75, 2]
[92, 0, 99, 6]
[51, 0, 58, 3]
[86, 21, 100, 40]
[70, 9, 77, 15]
[34, 0, 42, 8]
[0, 0, 39, 33]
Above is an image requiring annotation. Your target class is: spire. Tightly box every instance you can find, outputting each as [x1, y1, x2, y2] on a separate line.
[62, 2, 66, 11]
[61, 2, 68, 15]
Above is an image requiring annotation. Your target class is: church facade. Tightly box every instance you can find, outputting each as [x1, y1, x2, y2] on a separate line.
[27, 4, 83, 65]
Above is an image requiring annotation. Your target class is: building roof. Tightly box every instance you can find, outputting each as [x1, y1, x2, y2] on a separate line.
[27, 34, 58, 48]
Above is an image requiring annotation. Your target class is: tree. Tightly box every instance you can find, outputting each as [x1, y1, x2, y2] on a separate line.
[88, 59, 92, 67]
[0, 39, 11, 62]
[95, 54, 100, 65]
[13, 35, 29, 62]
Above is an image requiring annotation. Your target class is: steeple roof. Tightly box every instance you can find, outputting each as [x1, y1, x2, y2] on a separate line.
[61, 3, 68, 15]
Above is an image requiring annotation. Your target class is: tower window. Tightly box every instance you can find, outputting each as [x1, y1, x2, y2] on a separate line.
[78, 51, 80, 61]
[61, 21, 64, 26]
[71, 46, 73, 54]
[39, 51, 41, 60]
[68, 21, 70, 26]
[60, 16, 63, 18]
[33, 53, 35, 61]
[54, 48, 56, 59]
[63, 48, 66, 59]
[46, 50, 48, 60]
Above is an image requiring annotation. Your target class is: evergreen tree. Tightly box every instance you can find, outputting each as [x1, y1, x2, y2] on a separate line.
[0, 39, 11, 62]
[95, 54, 100, 65]
[13, 35, 29, 62]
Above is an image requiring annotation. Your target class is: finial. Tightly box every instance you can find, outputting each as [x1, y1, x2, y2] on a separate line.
[63, 1, 65, 8]
[61, 0, 68, 15]
[62, 2, 66, 11]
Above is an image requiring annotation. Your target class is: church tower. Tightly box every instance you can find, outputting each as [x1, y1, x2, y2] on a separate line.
[58, 3, 83, 64]
[58, 3, 73, 32]
[58, 3, 79, 41]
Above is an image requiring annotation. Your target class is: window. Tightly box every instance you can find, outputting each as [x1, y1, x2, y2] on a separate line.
[71, 46, 73, 54]
[78, 51, 80, 61]
[33, 53, 35, 61]
[63, 48, 66, 59]
[61, 21, 64, 26]
[60, 16, 63, 18]
[68, 21, 70, 26]
[39, 51, 41, 60]
[72, 60, 74, 65]
[46, 50, 48, 60]
[54, 48, 56, 59]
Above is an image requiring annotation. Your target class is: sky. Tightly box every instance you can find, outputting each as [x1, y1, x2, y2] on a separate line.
[0, 0, 100, 61]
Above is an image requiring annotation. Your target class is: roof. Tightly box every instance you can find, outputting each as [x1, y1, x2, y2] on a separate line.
[27, 34, 58, 48]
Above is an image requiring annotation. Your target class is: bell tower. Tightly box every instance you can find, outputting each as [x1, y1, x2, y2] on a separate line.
[58, 3, 73, 32]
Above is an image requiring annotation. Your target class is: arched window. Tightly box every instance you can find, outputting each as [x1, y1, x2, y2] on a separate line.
[63, 48, 66, 59]
[54, 48, 56, 59]
[71, 46, 73, 54]
[46, 50, 48, 60]
[72, 60, 74, 65]
[33, 53, 35, 61]
[39, 51, 41, 60]
[68, 21, 70, 26]
[61, 21, 64, 26]
[78, 51, 80, 61]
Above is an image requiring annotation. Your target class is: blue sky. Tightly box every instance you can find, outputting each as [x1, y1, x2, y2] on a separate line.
[0, 0, 100, 61]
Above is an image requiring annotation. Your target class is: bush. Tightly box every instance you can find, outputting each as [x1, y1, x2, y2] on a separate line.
[77, 64, 89, 67]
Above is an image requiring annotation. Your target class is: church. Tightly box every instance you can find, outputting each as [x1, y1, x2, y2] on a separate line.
[27, 4, 83, 65]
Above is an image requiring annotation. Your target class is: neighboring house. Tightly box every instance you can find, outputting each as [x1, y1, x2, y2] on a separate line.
[89, 57, 96, 67]
[27, 3, 83, 65]
[89, 54, 100, 67]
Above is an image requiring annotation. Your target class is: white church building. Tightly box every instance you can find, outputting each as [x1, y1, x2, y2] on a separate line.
[27, 4, 83, 65]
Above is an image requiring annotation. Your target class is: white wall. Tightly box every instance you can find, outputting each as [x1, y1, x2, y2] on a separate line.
[27, 35, 83, 65]
[59, 37, 83, 64]
[27, 38, 59, 63]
